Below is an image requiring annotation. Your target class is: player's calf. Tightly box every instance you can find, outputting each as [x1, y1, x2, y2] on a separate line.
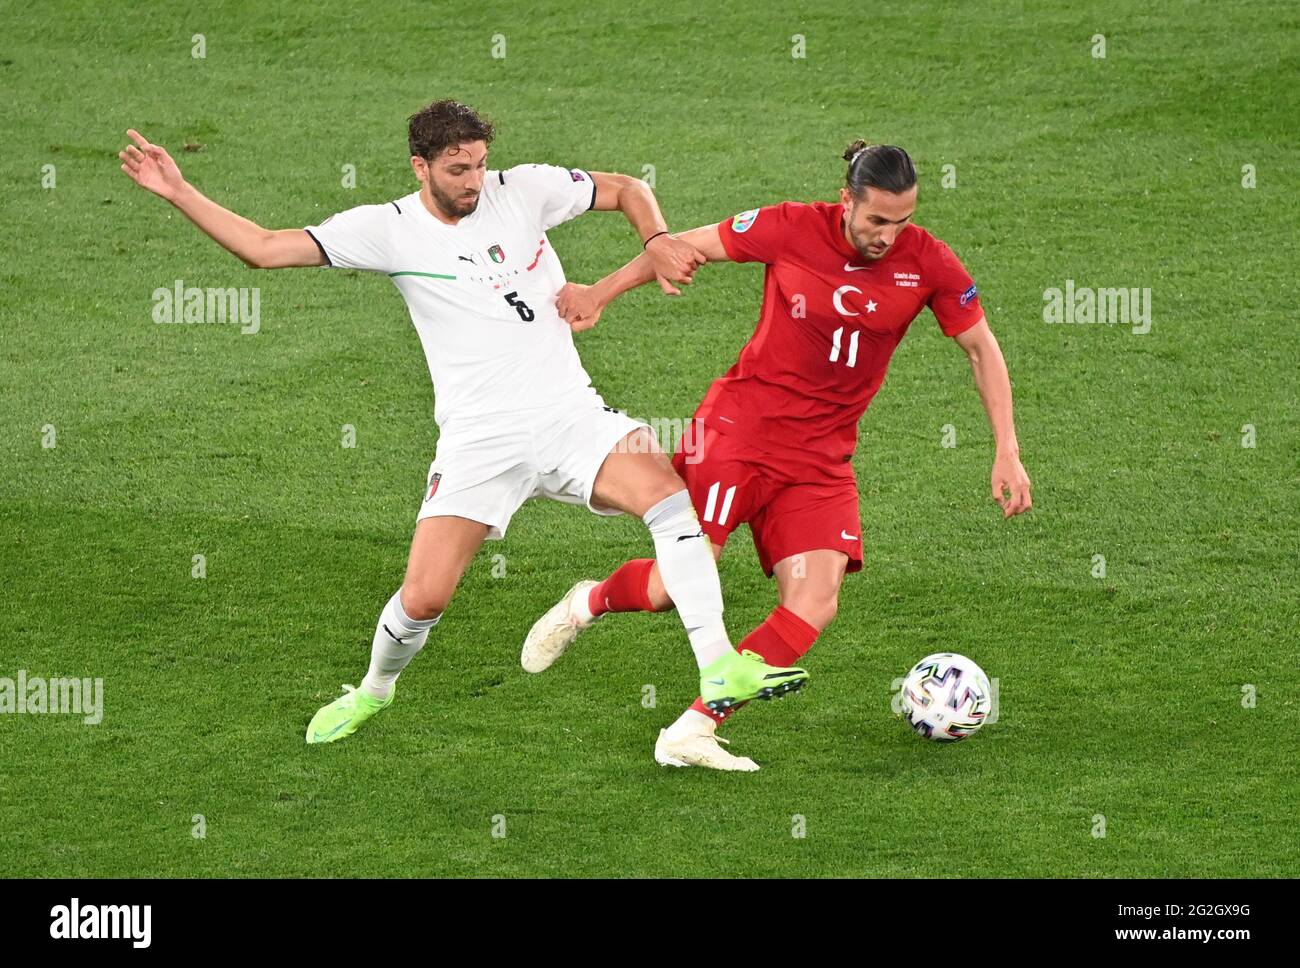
[586, 558, 672, 616]
[774, 549, 848, 633]
[779, 589, 839, 633]
[643, 557, 676, 612]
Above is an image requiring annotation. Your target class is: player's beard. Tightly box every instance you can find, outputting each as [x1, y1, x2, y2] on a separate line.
[844, 214, 891, 261]
[430, 180, 480, 219]
[848, 226, 890, 261]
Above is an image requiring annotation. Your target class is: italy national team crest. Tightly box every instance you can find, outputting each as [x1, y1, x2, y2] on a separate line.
[487, 244, 505, 264]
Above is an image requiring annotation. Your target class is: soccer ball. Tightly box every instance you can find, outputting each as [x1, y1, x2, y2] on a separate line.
[899, 652, 992, 742]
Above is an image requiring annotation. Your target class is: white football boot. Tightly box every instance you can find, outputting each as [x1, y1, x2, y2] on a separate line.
[520, 579, 600, 673]
[654, 715, 760, 772]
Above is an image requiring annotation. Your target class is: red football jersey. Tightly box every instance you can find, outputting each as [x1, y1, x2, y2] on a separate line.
[701, 201, 984, 470]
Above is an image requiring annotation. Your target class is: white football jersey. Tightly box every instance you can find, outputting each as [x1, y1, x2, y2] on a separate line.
[305, 165, 602, 431]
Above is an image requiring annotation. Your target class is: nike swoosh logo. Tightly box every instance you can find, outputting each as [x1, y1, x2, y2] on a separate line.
[841, 530, 857, 540]
[844, 262, 867, 272]
[676, 531, 704, 542]
[316, 719, 351, 741]
[706, 678, 726, 685]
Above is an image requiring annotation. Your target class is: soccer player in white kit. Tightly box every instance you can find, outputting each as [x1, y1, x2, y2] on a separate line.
[118, 100, 809, 746]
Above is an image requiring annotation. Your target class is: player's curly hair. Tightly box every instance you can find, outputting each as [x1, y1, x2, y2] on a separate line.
[843, 140, 916, 195]
[408, 100, 495, 160]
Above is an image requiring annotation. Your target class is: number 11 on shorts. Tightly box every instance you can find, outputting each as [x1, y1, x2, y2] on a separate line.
[702, 481, 737, 526]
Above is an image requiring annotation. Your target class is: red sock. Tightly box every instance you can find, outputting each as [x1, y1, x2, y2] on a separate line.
[691, 605, 819, 724]
[588, 558, 658, 617]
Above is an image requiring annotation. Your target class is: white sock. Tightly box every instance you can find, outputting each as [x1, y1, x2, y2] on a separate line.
[360, 590, 440, 699]
[643, 490, 731, 668]
[570, 584, 596, 625]
[665, 707, 717, 739]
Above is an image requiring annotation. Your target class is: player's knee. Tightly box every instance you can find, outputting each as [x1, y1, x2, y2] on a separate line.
[399, 583, 450, 622]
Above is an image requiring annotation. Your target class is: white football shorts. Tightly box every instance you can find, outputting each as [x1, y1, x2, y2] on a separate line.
[415, 397, 654, 539]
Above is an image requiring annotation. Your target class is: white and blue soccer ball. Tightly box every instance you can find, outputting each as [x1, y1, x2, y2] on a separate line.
[899, 652, 992, 742]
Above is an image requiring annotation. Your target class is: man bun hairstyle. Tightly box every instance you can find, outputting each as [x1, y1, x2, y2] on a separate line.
[843, 140, 917, 195]
[408, 99, 495, 160]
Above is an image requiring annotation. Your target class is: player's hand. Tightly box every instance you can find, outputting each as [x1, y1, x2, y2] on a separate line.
[645, 233, 706, 295]
[556, 282, 604, 332]
[118, 129, 187, 201]
[991, 451, 1032, 518]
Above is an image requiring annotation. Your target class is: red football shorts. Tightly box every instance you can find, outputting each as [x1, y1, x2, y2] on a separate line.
[671, 423, 863, 577]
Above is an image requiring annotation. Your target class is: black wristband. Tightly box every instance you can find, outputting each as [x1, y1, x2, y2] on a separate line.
[643, 230, 669, 248]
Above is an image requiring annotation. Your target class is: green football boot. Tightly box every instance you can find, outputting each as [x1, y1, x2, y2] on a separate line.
[699, 649, 808, 712]
[306, 684, 393, 744]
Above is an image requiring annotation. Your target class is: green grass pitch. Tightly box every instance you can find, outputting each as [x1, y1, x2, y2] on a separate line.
[2, 0, 1297, 877]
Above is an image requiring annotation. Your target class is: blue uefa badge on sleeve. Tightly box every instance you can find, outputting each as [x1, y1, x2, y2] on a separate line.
[732, 209, 759, 233]
[959, 284, 978, 306]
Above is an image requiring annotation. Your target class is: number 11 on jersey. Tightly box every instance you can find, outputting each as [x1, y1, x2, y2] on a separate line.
[829, 326, 859, 367]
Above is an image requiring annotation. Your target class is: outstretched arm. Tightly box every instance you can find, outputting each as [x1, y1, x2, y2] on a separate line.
[588, 172, 707, 294]
[953, 319, 1032, 518]
[556, 222, 729, 331]
[118, 129, 324, 269]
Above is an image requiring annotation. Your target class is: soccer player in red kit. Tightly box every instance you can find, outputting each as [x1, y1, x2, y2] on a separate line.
[522, 141, 1032, 770]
